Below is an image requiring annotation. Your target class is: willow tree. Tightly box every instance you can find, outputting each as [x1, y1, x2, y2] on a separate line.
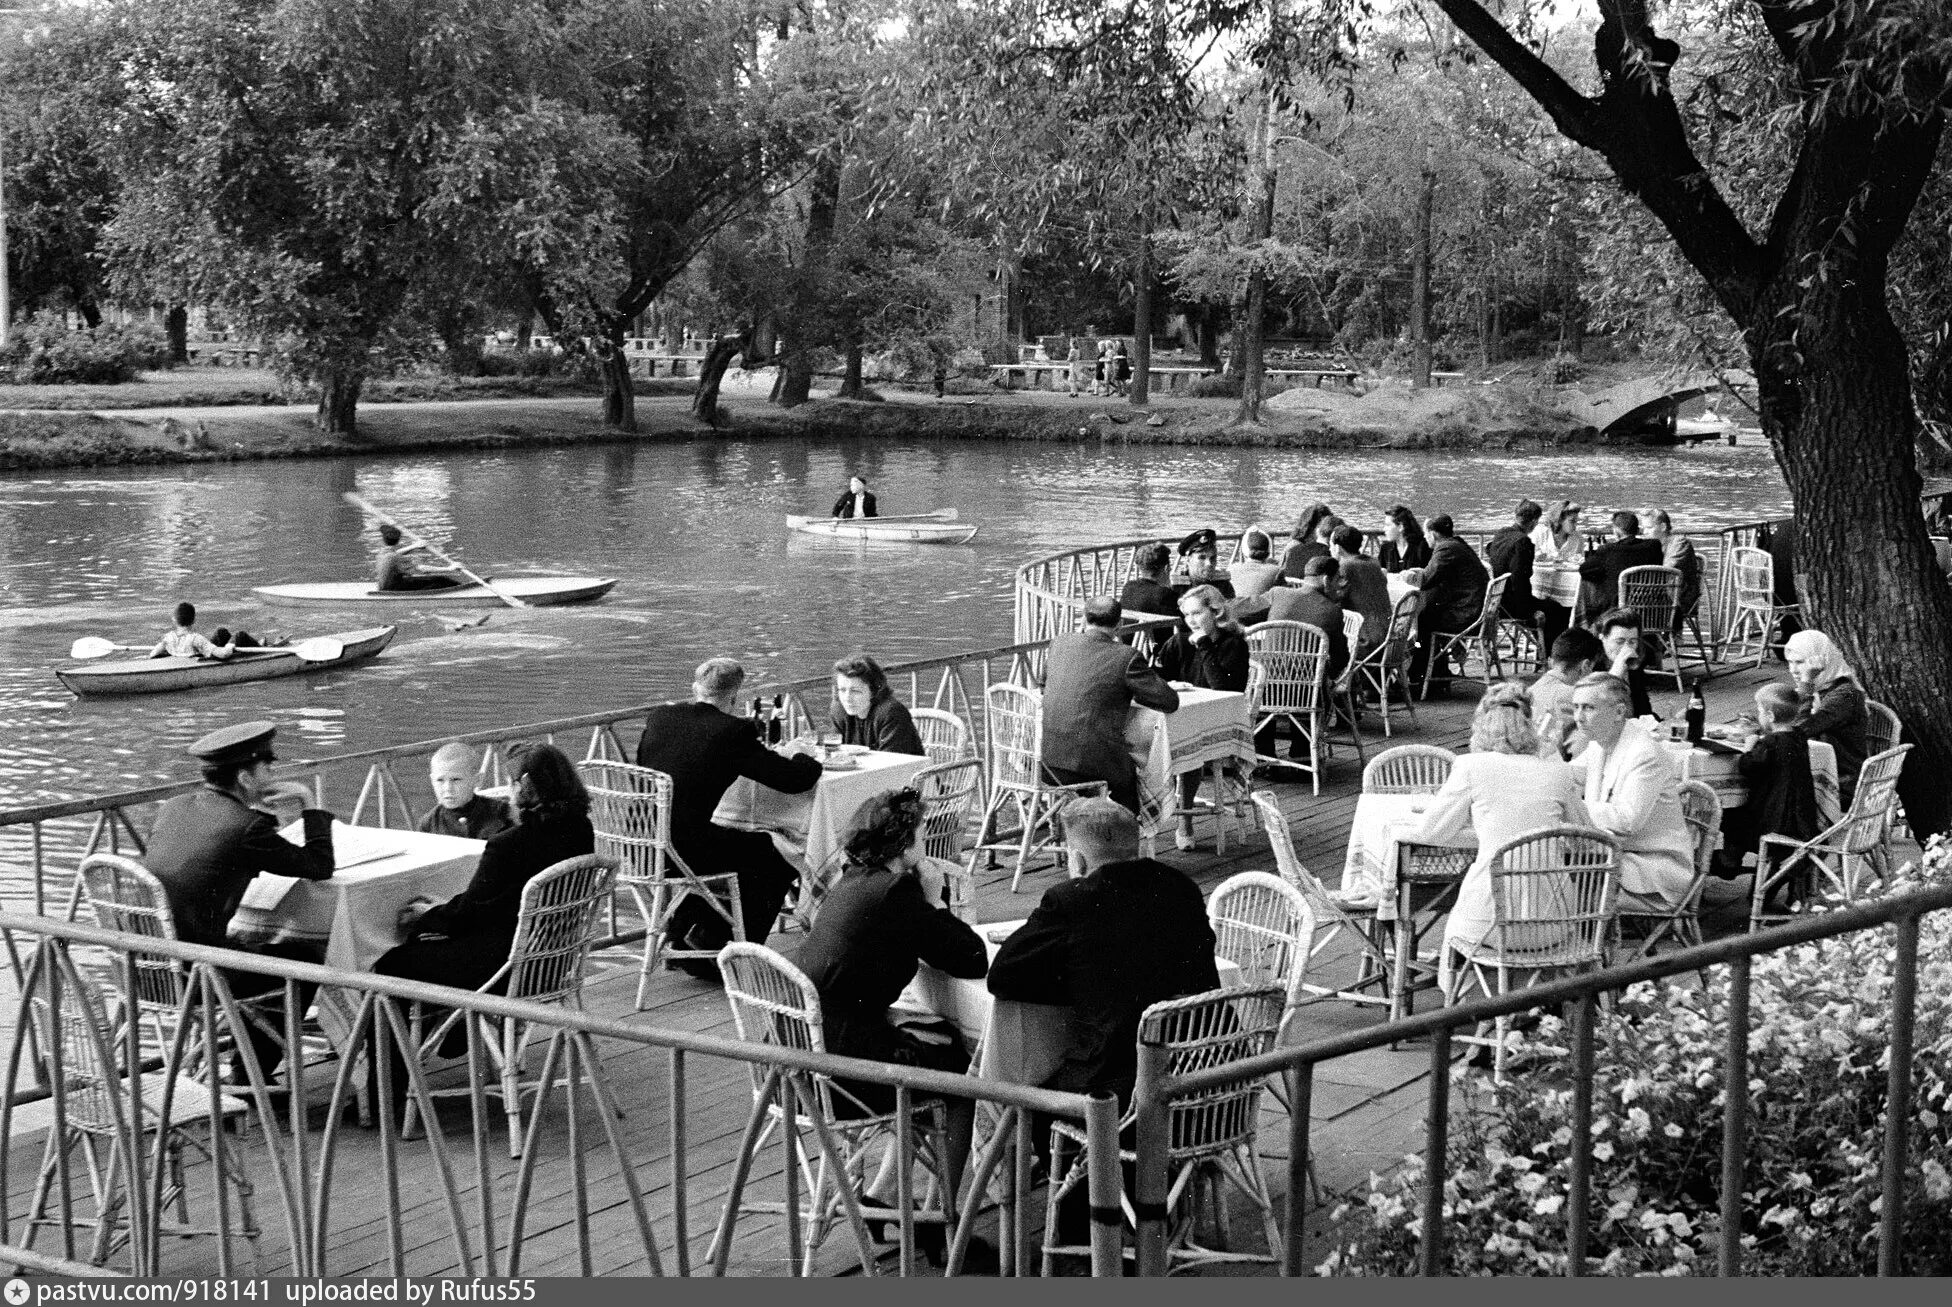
[1390, 0, 1952, 831]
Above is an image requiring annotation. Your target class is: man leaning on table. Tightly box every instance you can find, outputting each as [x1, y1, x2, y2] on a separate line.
[1040, 596, 1180, 812]
[145, 720, 337, 1082]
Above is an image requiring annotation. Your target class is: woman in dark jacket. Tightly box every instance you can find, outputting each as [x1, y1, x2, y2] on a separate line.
[796, 788, 987, 1254]
[830, 652, 925, 755]
[1377, 504, 1433, 573]
[378, 743, 596, 993]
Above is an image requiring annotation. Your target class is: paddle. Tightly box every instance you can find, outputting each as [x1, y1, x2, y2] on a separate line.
[341, 492, 530, 609]
[70, 636, 345, 662]
[826, 509, 955, 523]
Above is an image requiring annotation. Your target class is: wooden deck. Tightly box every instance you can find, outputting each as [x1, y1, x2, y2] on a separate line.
[5, 658, 1910, 1277]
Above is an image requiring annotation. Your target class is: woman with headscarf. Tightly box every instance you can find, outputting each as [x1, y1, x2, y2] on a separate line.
[1783, 629, 1869, 801]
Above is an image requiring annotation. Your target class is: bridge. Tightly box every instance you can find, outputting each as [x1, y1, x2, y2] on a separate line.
[1564, 368, 1754, 439]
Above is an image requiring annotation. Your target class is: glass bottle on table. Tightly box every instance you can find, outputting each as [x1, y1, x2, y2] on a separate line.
[767, 695, 784, 745]
[1685, 684, 1706, 743]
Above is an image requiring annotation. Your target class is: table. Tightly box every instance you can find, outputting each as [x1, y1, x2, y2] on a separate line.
[228, 821, 485, 1050]
[1126, 687, 1257, 850]
[1665, 738, 1841, 825]
[713, 748, 934, 920]
[1385, 573, 1417, 604]
[1340, 793, 1474, 1022]
[1535, 565, 1581, 609]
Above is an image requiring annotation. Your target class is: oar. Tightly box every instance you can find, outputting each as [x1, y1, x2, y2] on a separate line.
[70, 636, 345, 661]
[827, 509, 955, 523]
[341, 492, 530, 609]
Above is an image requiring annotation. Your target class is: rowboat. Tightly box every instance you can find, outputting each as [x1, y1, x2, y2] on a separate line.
[57, 626, 397, 697]
[785, 509, 978, 544]
[252, 576, 618, 606]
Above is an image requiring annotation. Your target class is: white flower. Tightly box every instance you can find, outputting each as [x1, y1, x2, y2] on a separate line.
[1923, 1159, 1952, 1203]
[1534, 1194, 1566, 1216]
[1663, 1122, 1685, 1138]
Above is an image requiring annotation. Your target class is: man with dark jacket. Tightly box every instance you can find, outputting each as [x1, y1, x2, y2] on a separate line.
[831, 475, 877, 518]
[1117, 543, 1181, 619]
[1579, 510, 1664, 613]
[1486, 498, 1569, 648]
[146, 720, 337, 1078]
[636, 657, 822, 973]
[1414, 514, 1490, 687]
[1266, 555, 1350, 678]
[987, 797, 1219, 1104]
[1040, 597, 1180, 811]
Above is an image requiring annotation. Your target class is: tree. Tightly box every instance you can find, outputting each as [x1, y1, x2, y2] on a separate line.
[95, 0, 626, 435]
[1401, 0, 1952, 832]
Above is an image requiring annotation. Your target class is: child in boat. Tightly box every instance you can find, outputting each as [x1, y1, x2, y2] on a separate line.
[417, 742, 514, 841]
[148, 602, 237, 661]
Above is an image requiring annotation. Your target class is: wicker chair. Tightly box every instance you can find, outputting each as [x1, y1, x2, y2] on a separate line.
[1040, 984, 1288, 1275]
[1723, 546, 1800, 669]
[1245, 620, 1364, 796]
[1250, 792, 1394, 1009]
[914, 758, 985, 920]
[1440, 827, 1621, 1081]
[1617, 564, 1711, 690]
[1352, 591, 1423, 737]
[16, 932, 258, 1271]
[1420, 573, 1512, 699]
[1863, 698, 1907, 844]
[711, 943, 957, 1277]
[583, 760, 743, 1011]
[1361, 744, 1456, 796]
[1751, 745, 1912, 929]
[1615, 780, 1721, 958]
[912, 707, 974, 765]
[971, 682, 1108, 892]
[401, 854, 617, 1157]
[1208, 873, 1315, 1025]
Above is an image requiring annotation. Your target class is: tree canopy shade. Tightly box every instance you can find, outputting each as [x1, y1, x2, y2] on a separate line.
[95, 0, 629, 435]
[1371, 0, 1952, 831]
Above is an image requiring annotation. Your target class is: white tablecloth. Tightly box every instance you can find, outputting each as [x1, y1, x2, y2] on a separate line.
[1665, 738, 1841, 825]
[1126, 687, 1257, 839]
[1342, 793, 1474, 921]
[714, 748, 934, 915]
[1535, 565, 1581, 608]
[1386, 573, 1417, 603]
[228, 821, 484, 1050]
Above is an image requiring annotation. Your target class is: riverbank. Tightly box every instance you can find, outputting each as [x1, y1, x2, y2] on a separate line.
[0, 367, 1727, 472]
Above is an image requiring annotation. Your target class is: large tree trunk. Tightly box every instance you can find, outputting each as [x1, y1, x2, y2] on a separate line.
[1196, 308, 1222, 370]
[775, 158, 840, 409]
[164, 305, 189, 365]
[837, 340, 865, 399]
[1234, 88, 1275, 425]
[599, 332, 637, 432]
[693, 330, 751, 427]
[775, 327, 814, 407]
[1130, 232, 1153, 407]
[1408, 164, 1435, 388]
[316, 370, 363, 436]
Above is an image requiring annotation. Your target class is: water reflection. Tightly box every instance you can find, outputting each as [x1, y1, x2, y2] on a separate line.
[0, 437, 1789, 807]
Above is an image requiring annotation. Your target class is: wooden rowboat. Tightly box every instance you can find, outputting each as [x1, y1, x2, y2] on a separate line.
[252, 576, 617, 606]
[57, 626, 398, 697]
[785, 509, 978, 544]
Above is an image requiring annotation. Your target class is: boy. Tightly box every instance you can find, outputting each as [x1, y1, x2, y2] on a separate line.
[1698, 683, 1821, 934]
[1530, 628, 1604, 759]
[149, 602, 236, 661]
[418, 742, 513, 841]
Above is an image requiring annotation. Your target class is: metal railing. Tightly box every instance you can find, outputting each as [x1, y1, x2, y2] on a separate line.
[1130, 880, 1952, 1277]
[0, 913, 1120, 1278]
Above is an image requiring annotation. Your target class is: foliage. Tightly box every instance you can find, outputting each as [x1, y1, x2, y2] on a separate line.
[1320, 847, 1952, 1276]
[1, 313, 171, 384]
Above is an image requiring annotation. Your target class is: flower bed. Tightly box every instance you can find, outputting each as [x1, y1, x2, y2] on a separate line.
[1319, 842, 1952, 1276]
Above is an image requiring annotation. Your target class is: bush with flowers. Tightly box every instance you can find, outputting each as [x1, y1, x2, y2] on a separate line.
[1317, 841, 1952, 1275]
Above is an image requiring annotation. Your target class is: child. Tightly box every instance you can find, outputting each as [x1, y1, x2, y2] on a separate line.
[418, 742, 514, 841]
[148, 602, 236, 661]
[1698, 683, 1821, 934]
[1529, 628, 1604, 759]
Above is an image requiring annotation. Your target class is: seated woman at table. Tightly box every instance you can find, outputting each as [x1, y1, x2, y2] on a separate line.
[795, 788, 987, 1258]
[1783, 629, 1868, 803]
[377, 742, 595, 1011]
[1377, 504, 1432, 574]
[830, 652, 925, 756]
[1401, 684, 1589, 965]
[1532, 500, 1585, 568]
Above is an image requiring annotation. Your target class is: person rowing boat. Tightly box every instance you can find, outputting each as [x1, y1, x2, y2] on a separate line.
[148, 601, 269, 660]
[375, 523, 467, 592]
[831, 475, 878, 519]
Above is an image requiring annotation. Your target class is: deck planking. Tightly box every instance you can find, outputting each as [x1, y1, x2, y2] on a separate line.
[6, 659, 1917, 1277]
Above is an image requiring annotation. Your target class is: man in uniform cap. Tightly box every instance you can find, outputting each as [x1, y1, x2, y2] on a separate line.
[1174, 527, 1234, 599]
[145, 720, 338, 1080]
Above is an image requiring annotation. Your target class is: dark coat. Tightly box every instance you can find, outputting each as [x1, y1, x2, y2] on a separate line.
[1485, 525, 1539, 619]
[634, 700, 822, 869]
[1117, 576, 1181, 619]
[1277, 540, 1329, 583]
[1264, 588, 1350, 678]
[1735, 731, 1821, 849]
[1335, 555, 1395, 656]
[1419, 535, 1490, 632]
[1152, 625, 1250, 692]
[833, 694, 925, 756]
[407, 810, 596, 952]
[146, 787, 335, 948]
[1378, 536, 1432, 574]
[831, 489, 877, 518]
[796, 864, 986, 1062]
[987, 857, 1219, 1102]
[1578, 536, 1663, 612]
[416, 794, 514, 842]
[1797, 676, 1868, 799]
[1039, 628, 1180, 802]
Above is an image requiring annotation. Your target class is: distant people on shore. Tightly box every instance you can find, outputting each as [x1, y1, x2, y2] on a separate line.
[832, 475, 877, 519]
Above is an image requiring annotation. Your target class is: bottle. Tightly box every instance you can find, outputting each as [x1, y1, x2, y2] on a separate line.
[767, 695, 784, 745]
[749, 700, 764, 739]
[1685, 684, 1706, 743]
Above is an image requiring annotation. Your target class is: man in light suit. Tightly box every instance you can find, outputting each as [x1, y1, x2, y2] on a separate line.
[1040, 596, 1180, 812]
[1570, 672, 1694, 910]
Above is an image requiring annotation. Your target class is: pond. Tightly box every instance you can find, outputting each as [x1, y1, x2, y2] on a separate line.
[0, 434, 1790, 807]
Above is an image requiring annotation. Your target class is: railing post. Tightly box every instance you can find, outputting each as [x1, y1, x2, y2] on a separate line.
[1720, 955, 1750, 1276]
[1878, 913, 1919, 1276]
[1084, 1092, 1124, 1277]
[1132, 1041, 1170, 1276]
[1567, 992, 1595, 1276]
[1284, 1063, 1314, 1277]
[1419, 1027, 1451, 1276]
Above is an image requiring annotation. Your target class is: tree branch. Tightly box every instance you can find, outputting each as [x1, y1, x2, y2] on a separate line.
[1427, 0, 1601, 147]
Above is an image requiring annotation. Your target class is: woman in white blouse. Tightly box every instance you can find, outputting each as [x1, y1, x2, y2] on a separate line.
[1532, 500, 1586, 568]
[1403, 682, 1591, 958]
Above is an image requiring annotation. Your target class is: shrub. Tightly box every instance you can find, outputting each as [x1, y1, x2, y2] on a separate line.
[1, 313, 174, 384]
[474, 348, 569, 379]
[1186, 373, 1242, 399]
[1319, 843, 1952, 1276]
[1547, 353, 1587, 384]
